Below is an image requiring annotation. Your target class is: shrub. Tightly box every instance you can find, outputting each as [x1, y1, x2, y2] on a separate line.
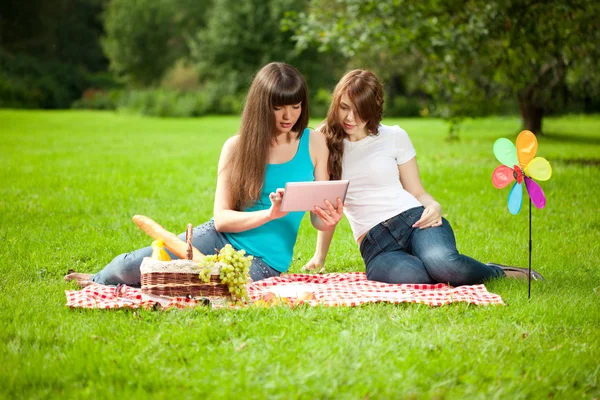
[310, 88, 332, 119]
[112, 89, 210, 117]
[161, 60, 201, 92]
[0, 50, 88, 109]
[384, 95, 422, 117]
[72, 89, 122, 110]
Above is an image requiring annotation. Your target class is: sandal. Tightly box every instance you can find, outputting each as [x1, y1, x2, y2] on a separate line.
[487, 263, 545, 281]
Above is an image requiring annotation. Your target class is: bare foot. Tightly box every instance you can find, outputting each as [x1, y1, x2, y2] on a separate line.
[64, 273, 97, 288]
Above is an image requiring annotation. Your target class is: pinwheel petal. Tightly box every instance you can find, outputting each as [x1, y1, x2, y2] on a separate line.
[493, 138, 519, 168]
[524, 176, 547, 209]
[516, 130, 538, 168]
[508, 182, 523, 215]
[492, 165, 515, 188]
[524, 157, 552, 181]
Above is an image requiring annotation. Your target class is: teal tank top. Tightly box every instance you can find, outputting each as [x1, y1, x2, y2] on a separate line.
[224, 128, 314, 272]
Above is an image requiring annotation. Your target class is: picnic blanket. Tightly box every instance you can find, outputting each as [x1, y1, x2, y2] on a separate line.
[65, 272, 504, 309]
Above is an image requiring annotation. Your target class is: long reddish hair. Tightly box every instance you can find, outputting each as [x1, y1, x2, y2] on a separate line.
[323, 70, 384, 180]
[228, 62, 309, 210]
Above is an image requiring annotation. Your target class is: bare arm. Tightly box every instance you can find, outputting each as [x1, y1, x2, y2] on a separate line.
[308, 129, 343, 231]
[213, 136, 287, 233]
[304, 129, 343, 270]
[302, 227, 337, 271]
[398, 157, 442, 229]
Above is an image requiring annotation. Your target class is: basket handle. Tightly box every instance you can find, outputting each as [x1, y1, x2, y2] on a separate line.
[186, 223, 193, 261]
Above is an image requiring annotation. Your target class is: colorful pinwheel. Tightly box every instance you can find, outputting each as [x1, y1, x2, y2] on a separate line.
[492, 130, 552, 214]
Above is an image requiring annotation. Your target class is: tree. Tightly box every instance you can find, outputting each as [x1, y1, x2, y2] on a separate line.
[102, 0, 180, 86]
[101, 0, 213, 87]
[292, 0, 600, 135]
[0, 0, 108, 71]
[187, 0, 343, 108]
[0, 0, 110, 108]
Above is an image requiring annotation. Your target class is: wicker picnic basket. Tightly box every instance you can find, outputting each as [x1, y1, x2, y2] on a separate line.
[140, 224, 230, 298]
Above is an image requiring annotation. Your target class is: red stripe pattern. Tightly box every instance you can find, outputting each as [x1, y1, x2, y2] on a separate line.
[65, 284, 200, 309]
[65, 272, 504, 309]
[248, 273, 504, 306]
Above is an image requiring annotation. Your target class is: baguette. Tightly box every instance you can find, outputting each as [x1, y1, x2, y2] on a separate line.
[132, 215, 204, 261]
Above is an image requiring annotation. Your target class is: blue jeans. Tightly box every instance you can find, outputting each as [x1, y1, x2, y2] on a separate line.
[359, 206, 505, 286]
[91, 220, 281, 286]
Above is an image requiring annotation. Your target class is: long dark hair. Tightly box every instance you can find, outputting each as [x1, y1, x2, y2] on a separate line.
[323, 70, 384, 180]
[229, 62, 309, 210]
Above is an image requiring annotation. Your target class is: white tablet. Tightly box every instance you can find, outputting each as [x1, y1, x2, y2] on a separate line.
[280, 180, 349, 212]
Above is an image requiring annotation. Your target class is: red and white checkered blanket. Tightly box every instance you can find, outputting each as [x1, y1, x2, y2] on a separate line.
[65, 284, 199, 309]
[65, 272, 504, 309]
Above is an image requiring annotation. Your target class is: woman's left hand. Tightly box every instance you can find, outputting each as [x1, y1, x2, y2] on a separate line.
[413, 202, 442, 229]
[313, 198, 344, 230]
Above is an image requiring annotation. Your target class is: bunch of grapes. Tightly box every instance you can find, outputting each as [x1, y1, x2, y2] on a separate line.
[198, 254, 217, 282]
[198, 244, 252, 302]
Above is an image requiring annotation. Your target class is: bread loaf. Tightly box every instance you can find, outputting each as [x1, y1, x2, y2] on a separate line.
[132, 215, 204, 261]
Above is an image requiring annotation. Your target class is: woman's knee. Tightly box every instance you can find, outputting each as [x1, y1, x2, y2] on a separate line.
[249, 259, 280, 281]
[96, 251, 145, 285]
[420, 246, 461, 268]
[366, 251, 433, 284]
[188, 220, 228, 255]
[419, 247, 465, 282]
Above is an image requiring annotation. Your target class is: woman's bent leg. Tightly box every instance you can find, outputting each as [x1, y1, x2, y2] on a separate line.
[249, 257, 281, 282]
[91, 246, 151, 286]
[359, 213, 435, 284]
[410, 219, 505, 286]
[189, 220, 280, 282]
[185, 220, 230, 256]
[91, 220, 229, 287]
[365, 250, 436, 284]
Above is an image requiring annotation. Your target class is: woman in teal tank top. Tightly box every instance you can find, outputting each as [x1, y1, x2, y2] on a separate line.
[224, 127, 314, 272]
[65, 62, 344, 287]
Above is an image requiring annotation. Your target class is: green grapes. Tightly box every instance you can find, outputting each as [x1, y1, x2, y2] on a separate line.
[197, 244, 252, 302]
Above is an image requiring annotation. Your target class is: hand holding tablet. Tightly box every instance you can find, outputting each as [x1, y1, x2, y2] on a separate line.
[279, 180, 349, 212]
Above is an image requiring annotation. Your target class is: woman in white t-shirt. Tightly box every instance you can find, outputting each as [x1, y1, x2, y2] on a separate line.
[308, 70, 543, 285]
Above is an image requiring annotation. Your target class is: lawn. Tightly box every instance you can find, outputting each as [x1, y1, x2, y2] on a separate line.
[1, 110, 599, 399]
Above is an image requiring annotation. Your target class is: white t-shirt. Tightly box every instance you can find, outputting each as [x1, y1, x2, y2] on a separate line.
[342, 124, 422, 240]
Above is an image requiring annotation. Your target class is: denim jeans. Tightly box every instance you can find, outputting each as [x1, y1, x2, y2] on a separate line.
[91, 220, 281, 286]
[360, 206, 505, 286]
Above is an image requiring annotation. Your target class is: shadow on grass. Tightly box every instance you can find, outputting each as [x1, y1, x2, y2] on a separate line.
[542, 132, 600, 146]
[552, 158, 600, 167]
[542, 132, 600, 167]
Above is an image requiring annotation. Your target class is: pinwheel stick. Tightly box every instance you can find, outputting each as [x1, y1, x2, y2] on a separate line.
[529, 198, 532, 299]
[493, 130, 552, 299]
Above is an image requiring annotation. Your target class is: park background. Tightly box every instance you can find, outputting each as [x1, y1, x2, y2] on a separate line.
[1, 0, 599, 398]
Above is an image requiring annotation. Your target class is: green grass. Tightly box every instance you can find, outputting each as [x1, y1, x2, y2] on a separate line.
[1, 110, 599, 399]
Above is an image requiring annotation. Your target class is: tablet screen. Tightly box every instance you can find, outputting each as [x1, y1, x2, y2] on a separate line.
[280, 180, 349, 212]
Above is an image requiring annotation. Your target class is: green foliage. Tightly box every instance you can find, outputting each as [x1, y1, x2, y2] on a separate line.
[102, 0, 180, 86]
[385, 95, 422, 118]
[565, 56, 600, 113]
[188, 0, 344, 114]
[190, 0, 304, 91]
[0, 0, 108, 71]
[0, 50, 87, 108]
[71, 85, 246, 117]
[291, 0, 600, 134]
[160, 60, 201, 92]
[310, 88, 333, 118]
[71, 89, 122, 111]
[0, 0, 113, 109]
[100, 0, 214, 87]
[84, 71, 123, 90]
[115, 89, 211, 117]
[1, 111, 599, 398]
